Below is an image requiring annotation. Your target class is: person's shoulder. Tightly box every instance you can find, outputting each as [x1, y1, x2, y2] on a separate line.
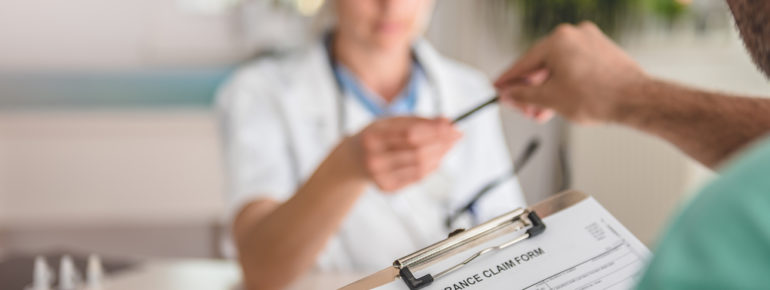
[715, 135, 770, 194]
[636, 136, 770, 289]
[216, 44, 322, 110]
[678, 135, 770, 235]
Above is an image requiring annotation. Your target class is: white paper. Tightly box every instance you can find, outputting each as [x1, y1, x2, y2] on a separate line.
[376, 197, 650, 290]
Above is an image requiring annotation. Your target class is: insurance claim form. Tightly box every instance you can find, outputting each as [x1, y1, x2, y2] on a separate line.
[347, 193, 650, 290]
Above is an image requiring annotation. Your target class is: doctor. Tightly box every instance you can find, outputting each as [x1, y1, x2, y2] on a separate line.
[217, 0, 526, 289]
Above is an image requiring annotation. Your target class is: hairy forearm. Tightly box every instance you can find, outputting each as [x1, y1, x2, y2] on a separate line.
[235, 138, 368, 290]
[614, 78, 770, 168]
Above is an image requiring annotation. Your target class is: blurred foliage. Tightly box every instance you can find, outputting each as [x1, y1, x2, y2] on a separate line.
[510, 0, 690, 41]
[647, 0, 690, 19]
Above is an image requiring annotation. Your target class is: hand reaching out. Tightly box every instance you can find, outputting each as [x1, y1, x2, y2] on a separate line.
[495, 22, 648, 124]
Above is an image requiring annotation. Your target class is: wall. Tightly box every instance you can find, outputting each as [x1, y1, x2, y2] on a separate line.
[0, 138, 7, 223]
[0, 111, 224, 227]
[0, 0, 305, 70]
[0, 111, 226, 257]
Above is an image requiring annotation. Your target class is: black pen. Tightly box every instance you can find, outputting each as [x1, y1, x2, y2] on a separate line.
[451, 96, 500, 124]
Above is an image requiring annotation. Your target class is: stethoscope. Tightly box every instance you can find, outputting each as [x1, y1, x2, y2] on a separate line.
[322, 34, 540, 230]
[323, 34, 444, 137]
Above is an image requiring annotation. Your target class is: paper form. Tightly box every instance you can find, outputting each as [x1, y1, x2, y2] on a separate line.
[376, 197, 650, 290]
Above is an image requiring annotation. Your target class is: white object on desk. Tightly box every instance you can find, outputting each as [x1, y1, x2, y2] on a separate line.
[30, 256, 54, 290]
[86, 254, 104, 290]
[102, 259, 363, 290]
[58, 255, 82, 290]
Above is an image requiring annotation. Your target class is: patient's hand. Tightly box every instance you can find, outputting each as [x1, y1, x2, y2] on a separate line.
[351, 117, 461, 192]
[494, 21, 647, 124]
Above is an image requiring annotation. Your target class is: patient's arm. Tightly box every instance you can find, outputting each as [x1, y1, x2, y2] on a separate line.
[614, 79, 770, 168]
[495, 22, 770, 168]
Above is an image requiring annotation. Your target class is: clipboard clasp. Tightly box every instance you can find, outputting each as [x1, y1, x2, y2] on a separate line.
[397, 210, 546, 290]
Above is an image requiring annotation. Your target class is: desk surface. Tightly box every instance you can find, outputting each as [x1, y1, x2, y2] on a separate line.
[105, 259, 363, 290]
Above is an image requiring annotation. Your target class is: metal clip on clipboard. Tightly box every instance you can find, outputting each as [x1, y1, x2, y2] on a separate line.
[340, 190, 589, 290]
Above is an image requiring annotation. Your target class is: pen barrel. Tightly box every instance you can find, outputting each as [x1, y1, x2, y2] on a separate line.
[451, 96, 499, 124]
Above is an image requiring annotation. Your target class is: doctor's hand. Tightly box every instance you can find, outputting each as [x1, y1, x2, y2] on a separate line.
[349, 117, 461, 192]
[494, 21, 648, 124]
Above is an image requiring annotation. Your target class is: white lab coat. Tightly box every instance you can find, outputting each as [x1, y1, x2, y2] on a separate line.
[216, 39, 526, 271]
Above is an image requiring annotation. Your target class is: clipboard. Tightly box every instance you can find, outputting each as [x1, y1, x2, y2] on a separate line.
[340, 190, 593, 290]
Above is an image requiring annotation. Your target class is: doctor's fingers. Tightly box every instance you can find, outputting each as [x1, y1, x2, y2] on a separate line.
[365, 136, 459, 175]
[374, 166, 421, 192]
[364, 121, 460, 152]
[373, 146, 452, 193]
[365, 150, 418, 175]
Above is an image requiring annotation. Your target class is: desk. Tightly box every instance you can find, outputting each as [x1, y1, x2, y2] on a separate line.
[105, 259, 362, 290]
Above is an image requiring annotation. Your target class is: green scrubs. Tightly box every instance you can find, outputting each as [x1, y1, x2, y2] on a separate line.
[637, 136, 770, 289]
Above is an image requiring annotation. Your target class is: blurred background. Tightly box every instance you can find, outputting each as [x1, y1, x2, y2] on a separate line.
[1, 0, 769, 263]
